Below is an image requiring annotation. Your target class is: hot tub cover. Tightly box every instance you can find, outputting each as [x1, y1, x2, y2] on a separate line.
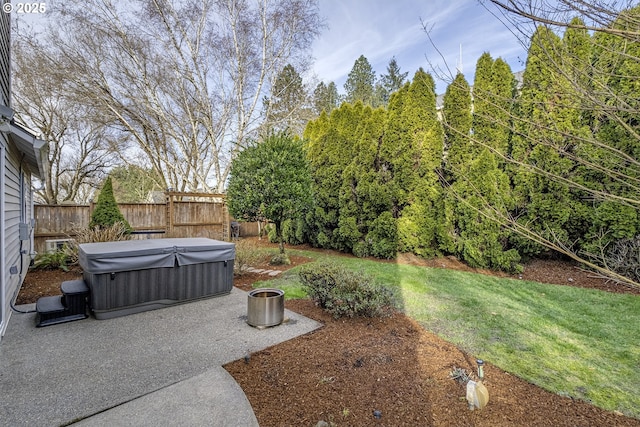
[79, 238, 235, 274]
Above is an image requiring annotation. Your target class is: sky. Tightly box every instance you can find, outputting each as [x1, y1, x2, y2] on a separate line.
[310, 0, 529, 94]
[15, 0, 529, 96]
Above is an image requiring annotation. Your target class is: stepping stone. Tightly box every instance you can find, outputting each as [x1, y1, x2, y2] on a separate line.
[267, 270, 282, 277]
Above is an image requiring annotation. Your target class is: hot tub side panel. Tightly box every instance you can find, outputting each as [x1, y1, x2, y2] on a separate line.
[84, 259, 234, 319]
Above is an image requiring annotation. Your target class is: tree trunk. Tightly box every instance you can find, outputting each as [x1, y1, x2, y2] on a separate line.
[275, 220, 285, 254]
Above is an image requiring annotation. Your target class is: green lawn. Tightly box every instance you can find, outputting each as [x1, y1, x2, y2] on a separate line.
[254, 249, 640, 418]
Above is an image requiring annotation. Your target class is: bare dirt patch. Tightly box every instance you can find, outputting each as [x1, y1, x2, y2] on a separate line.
[16, 239, 639, 426]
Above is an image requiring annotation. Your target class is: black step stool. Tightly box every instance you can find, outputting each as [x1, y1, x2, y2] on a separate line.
[36, 279, 89, 327]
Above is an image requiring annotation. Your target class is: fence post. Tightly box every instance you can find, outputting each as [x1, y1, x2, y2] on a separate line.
[165, 191, 174, 237]
[223, 199, 230, 241]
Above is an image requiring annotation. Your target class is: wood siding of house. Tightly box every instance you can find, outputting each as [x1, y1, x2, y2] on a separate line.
[1, 3, 37, 339]
[1, 3, 13, 337]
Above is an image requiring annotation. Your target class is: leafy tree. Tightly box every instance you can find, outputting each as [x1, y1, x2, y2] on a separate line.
[89, 177, 132, 233]
[227, 132, 312, 254]
[344, 55, 376, 105]
[263, 64, 312, 136]
[312, 81, 341, 115]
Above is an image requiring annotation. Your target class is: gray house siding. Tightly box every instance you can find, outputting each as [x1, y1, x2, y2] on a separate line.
[0, 2, 45, 339]
[2, 138, 33, 338]
[0, 0, 11, 338]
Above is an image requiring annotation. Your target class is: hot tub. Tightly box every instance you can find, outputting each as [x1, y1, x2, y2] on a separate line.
[79, 238, 235, 319]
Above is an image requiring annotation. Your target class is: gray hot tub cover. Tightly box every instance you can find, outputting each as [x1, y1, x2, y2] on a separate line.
[79, 238, 235, 274]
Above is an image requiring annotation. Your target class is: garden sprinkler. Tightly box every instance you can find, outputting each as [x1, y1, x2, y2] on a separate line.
[466, 359, 489, 410]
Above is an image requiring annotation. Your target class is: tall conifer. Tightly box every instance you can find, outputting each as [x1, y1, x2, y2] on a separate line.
[442, 72, 472, 177]
[510, 26, 580, 256]
[388, 69, 445, 256]
[344, 55, 376, 105]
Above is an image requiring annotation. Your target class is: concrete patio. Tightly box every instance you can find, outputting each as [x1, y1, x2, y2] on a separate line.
[0, 288, 322, 426]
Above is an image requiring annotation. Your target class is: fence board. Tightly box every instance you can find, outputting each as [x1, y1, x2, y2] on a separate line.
[33, 196, 258, 253]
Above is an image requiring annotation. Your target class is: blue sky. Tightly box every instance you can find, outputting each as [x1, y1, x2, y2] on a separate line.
[311, 0, 529, 94]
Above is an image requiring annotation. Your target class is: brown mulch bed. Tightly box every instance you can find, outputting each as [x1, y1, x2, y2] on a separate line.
[17, 239, 640, 426]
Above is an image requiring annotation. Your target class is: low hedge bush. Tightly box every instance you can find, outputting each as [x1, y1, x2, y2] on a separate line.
[298, 262, 397, 318]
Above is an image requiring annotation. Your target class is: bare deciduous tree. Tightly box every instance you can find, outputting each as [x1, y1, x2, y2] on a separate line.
[12, 33, 117, 204]
[44, 0, 321, 193]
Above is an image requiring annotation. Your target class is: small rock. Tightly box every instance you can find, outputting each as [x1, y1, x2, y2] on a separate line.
[315, 421, 330, 427]
[268, 270, 282, 276]
[373, 410, 382, 419]
[568, 277, 574, 282]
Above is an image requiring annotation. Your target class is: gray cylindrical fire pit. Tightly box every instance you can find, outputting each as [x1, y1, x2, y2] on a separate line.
[247, 288, 284, 328]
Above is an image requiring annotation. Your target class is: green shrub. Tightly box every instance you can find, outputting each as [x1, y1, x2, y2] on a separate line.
[32, 249, 71, 272]
[352, 240, 370, 258]
[298, 262, 397, 318]
[89, 177, 132, 232]
[269, 253, 291, 266]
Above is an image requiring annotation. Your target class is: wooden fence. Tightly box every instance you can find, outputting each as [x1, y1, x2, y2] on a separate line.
[33, 192, 258, 253]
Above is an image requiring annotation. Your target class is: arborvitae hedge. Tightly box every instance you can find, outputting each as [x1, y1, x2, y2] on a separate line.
[298, 24, 640, 274]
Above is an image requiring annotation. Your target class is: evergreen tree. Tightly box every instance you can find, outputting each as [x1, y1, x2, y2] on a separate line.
[344, 55, 376, 105]
[440, 67, 519, 270]
[383, 69, 445, 257]
[227, 131, 312, 254]
[312, 81, 340, 115]
[89, 177, 132, 233]
[374, 57, 409, 107]
[578, 12, 640, 253]
[509, 26, 583, 256]
[263, 64, 311, 135]
[442, 72, 472, 177]
[472, 53, 515, 160]
[379, 57, 408, 97]
[336, 105, 391, 256]
[450, 149, 520, 271]
[304, 103, 367, 249]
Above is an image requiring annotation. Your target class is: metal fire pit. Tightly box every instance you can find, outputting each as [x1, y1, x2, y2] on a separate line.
[247, 288, 284, 328]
